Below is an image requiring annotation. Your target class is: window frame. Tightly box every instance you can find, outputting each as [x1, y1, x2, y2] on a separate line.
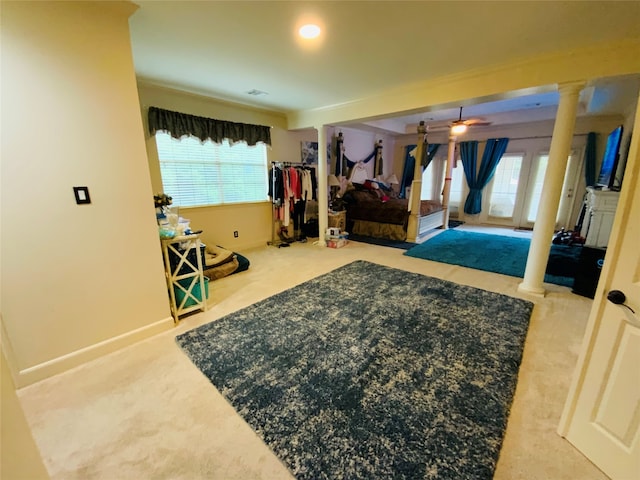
[154, 131, 270, 208]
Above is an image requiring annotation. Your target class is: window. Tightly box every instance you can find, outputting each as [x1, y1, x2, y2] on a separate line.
[448, 159, 465, 212]
[155, 131, 268, 207]
[527, 154, 548, 222]
[527, 153, 571, 223]
[420, 158, 446, 200]
[489, 154, 523, 218]
[421, 164, 433, 199]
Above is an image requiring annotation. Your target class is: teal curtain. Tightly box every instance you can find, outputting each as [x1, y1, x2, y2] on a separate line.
[399, 143, 440, 199]
[460, 138, 509, 214]
[459, 142, 478, 199]
[585, 132, 597, 186]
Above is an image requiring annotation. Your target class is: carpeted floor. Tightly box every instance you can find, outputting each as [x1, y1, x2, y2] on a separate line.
[404, 230, 580, 287]
[177, 260, 534, 480]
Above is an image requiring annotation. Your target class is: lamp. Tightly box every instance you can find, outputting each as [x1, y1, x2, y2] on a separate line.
[328, 172, 340, 196]
[385, 173, 399, 194]
[328, 174, 341, 210]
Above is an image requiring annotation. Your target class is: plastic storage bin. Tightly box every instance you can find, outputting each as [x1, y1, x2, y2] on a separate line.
[174, 277, 209, 307]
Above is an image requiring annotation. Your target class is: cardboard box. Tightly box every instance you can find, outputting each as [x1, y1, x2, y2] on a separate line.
[327, 238, 348, 249]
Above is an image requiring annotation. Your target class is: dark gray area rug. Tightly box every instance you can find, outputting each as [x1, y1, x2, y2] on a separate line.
[176, 260, 534, 479]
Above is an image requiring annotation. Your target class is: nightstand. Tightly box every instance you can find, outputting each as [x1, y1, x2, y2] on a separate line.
[328, 210, 346, 231]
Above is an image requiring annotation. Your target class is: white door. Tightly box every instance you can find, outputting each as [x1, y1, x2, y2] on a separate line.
[559, 102, 640, 479]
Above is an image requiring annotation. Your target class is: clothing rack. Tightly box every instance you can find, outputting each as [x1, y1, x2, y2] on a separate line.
[268, 161, 312, 247]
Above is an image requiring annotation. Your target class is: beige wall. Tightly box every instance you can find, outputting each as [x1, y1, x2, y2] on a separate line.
[1, 1, 172, 387]
[137, 83, 326, 250]
[325, 126, 397, 181]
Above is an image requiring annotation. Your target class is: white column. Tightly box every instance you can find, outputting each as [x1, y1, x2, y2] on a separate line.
[441, 134, 457, 229]
[316, 125, 328, 247]
[407, 122, 426, 242]
[518, 81, 585, 296]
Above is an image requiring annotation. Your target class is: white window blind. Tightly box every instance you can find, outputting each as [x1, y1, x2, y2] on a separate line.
[155, 131, 268, 207]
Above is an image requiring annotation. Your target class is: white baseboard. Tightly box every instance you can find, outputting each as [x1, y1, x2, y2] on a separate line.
[13, 316, 174, 388]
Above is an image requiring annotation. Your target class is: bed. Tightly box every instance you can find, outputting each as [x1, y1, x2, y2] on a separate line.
[343, 183, 444, 241]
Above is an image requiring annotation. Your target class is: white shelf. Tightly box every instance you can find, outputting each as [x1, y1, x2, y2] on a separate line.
[161, 233, 208, 323]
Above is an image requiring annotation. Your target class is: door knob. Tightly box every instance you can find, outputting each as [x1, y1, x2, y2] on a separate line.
[607, 290, 635, 314]
[607, 290, 640, 328]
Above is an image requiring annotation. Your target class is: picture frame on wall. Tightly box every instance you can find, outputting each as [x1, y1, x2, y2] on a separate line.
[301, 141, 318, 164]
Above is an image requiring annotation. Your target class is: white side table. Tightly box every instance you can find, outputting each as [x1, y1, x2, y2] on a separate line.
[161, 233, 208, 323]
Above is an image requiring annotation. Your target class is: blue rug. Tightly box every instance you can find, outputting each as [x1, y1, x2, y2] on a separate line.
[404, 229, 578, 287]
[177, 260, 534, 479]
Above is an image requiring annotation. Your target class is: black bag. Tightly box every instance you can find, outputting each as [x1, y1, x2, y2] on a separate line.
[302, 218, 319, 238]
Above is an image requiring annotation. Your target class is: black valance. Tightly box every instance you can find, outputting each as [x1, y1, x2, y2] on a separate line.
[148, 106, 271, 146]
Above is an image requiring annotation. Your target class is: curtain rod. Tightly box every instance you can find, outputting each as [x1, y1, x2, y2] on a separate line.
[427, 133, 589, 143]
[504, 133, 589, 141]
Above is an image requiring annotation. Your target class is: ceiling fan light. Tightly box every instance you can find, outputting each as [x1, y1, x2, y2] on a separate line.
[451, 124, 467, 135]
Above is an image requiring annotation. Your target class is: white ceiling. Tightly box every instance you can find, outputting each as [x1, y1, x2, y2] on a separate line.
[129, 1, 640, 134]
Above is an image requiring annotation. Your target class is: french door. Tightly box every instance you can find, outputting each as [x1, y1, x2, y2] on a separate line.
[475, 138, 585, 229]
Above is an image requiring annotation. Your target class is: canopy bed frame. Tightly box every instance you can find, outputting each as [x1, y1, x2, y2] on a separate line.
[342, 124, 451, 242]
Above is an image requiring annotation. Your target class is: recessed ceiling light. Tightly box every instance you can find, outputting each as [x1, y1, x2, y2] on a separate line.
[246, 89, 268, 96]
[299, 24, 321, 39]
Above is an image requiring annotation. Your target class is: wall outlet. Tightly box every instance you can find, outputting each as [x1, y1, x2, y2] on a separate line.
[233, 230, 239, 238]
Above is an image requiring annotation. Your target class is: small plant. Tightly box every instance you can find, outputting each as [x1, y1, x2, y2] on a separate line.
[154, 193, 173, 208]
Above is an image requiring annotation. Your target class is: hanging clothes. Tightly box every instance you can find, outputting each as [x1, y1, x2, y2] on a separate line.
[289, 166, 301, 201]
[268, 165, 284, 205]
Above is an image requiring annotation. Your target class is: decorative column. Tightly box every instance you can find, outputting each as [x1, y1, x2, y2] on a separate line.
[519, 81, 585, 296]
[316, 125, 328, 247]
[441, 133, 457, 230]
[407, 121, 427, 242]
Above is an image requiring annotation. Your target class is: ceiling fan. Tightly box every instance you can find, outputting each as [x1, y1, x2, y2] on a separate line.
[425, 106, 492, 134]
[448, 106, 491, 134]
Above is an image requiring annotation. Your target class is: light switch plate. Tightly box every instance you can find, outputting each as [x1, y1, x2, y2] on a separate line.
[73, 186, 91, 204]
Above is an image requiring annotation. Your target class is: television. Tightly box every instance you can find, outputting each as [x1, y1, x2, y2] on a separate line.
[596, 125, 623, 190]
